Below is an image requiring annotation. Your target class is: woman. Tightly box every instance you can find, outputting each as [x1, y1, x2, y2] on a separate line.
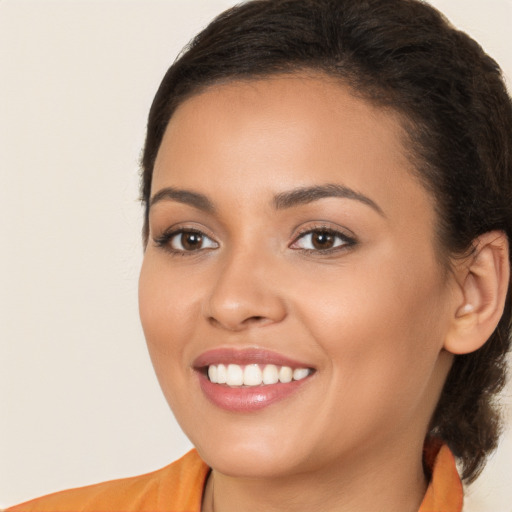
[8, 0, 511, 510]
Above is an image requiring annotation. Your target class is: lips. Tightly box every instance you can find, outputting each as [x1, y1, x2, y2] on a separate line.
[193, 348, 315, 412]
[193, 347, 312, 368]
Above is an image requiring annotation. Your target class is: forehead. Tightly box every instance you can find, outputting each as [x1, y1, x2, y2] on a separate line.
[162, 74, 408, 162]
[153, 75, 430, 218]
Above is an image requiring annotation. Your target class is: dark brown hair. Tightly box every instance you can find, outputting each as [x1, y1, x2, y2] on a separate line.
[141, 0, 512, 482]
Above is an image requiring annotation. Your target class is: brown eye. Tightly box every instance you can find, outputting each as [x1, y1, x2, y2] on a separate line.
[291, 228, 354, 252]
[311, 231, 335, 250]
[180, 232, 203, 250]
[167, 230, 218, 252]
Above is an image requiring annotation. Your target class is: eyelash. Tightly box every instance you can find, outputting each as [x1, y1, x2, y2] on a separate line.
[153, 227, 218, 256]
[153, 225, 356, 256]
[290, 225, 357, 255]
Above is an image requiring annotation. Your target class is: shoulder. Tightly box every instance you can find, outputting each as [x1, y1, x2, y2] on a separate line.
[6, 450, 210, 512]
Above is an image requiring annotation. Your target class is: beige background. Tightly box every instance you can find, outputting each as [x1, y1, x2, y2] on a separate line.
[0, 0, 511, 509]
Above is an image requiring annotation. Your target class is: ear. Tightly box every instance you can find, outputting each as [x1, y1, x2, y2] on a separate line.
[444, 231, 510, 355]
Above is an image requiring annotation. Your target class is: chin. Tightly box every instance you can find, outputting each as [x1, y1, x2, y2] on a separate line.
[190, 426, 311, 478]
[201, 446, 302, 478]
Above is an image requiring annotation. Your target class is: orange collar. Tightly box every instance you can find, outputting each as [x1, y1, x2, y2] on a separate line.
[418, 442, 463, 511]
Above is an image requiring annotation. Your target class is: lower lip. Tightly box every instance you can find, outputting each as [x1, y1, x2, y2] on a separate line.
[197, 372, 311, 412]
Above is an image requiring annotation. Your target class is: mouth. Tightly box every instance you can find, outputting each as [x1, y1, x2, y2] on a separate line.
[204, 363, 313, 387]
[193, 348, 316, 411]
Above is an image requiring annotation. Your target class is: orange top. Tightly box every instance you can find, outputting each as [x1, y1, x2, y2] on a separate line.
[7, 444, 463, 512]
[420, 443, 463, 512]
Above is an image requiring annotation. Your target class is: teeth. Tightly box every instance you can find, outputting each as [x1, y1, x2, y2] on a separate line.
[243, 364, 262, 386]
[293, 368, 310, 381]
[207, 363, 311, 386]
[226, 364, 244, 386]
[262, 364, 279, 384]
[278, 366, 293, 383]
[208, 365, 218, 384]
[217, 364, 227, 384]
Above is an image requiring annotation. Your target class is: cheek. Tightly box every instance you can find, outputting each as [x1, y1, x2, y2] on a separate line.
[139, 255, 199, 362]
[292, 251, 448, 409]
[138, 256, 199, 415]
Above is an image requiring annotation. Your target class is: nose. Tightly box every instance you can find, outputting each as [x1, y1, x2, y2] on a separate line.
[203, 248, 287, 331]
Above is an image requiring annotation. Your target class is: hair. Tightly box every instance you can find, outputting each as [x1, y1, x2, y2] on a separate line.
[140, 0, 512, 482]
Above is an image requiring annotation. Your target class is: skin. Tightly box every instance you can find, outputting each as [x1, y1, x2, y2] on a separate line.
[138, 75, 460, 512]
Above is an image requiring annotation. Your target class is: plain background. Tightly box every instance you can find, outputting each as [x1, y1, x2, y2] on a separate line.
[1, 0, 511, 510]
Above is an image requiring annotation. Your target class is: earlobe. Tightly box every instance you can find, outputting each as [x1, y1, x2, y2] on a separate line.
[444, 231, 510, 355]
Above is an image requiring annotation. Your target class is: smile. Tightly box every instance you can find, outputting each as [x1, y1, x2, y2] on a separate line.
[194, 348, 316, 411]
[207, 363, 312, 387]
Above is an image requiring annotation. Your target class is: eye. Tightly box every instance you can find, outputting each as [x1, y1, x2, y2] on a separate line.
[291, 228, 355, 252]
[155, 229, 218, 253]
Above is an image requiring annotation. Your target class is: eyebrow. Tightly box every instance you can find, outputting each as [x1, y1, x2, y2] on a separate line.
[273, 183, 385, 216]
[150, 187, 215, 213]
[150, 183, 384, 217]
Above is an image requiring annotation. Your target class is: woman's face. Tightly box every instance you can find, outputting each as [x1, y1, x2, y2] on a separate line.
[139, 75, 456, 478]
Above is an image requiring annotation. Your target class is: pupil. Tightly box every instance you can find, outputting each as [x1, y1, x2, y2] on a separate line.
[182, 232, 202, 250]
[313, 231, 334, 249]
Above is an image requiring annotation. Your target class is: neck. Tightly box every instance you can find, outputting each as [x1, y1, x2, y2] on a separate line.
[202, 439, 428, 512]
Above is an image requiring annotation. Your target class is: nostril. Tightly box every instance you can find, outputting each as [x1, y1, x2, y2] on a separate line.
[243, 315, 269, 325]
[208, 314, 270, 331]
[203, 289, 287, 331]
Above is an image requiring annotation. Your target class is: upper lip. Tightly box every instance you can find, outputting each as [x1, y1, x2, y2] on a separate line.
[193, 347, 314, 369]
